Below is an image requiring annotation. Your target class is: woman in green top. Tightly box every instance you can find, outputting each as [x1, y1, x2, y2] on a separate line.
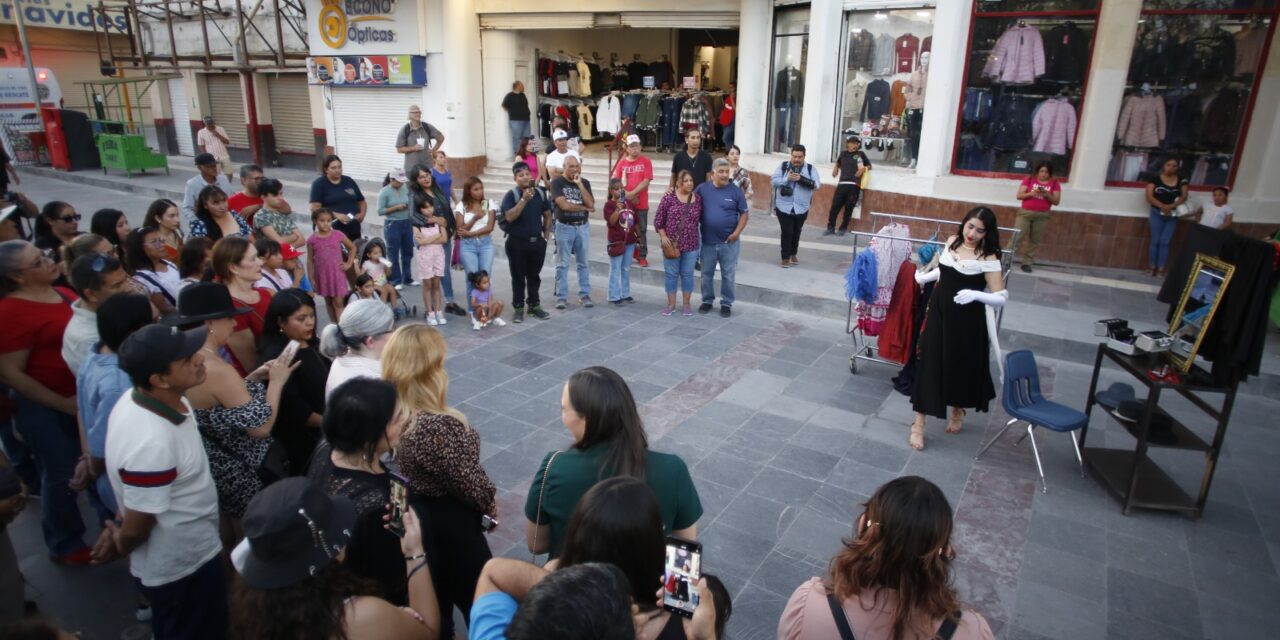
[524, 366, 702, 558]
[379, 168, 415, 288]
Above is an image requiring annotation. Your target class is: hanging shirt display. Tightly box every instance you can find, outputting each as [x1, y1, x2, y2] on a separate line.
[871, 33, 896, 76]
[1031, 97, 1077, 155]
[894, 34, 920, 73]
[1042, 22, 1090, 84]
[596, 95, 621, 135]
[861, 79, 891, 121]
[983, 24, 1046, 85]
[848, 30, 875, 71]
[1116, 93, 1166, 148]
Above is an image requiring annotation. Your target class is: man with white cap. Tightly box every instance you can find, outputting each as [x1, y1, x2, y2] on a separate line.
[196, 116, 234, 180]
[378, 167, 415, 289]
[543, 129, 581, 182]
[611, 134, 654, 267]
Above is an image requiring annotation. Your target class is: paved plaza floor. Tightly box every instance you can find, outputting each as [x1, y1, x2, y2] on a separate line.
[6, 171, 1280, 639]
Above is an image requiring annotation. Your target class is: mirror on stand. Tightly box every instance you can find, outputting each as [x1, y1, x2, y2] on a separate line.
[1166, 253, 1235, 373]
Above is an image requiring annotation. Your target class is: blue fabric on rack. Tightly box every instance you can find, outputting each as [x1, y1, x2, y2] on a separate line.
[850, 250, 879, 304]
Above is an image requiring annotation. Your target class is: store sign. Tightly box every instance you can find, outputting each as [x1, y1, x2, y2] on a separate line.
[306, 0, 420, 56]
[0, 0, 129, 33]
[307, 55, 425, 86]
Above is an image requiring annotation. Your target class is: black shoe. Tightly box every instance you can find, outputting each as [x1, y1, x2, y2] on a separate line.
[555, 299, 567, 310]
[698, 303, 713, 314]
[720, 305, 732, 318]
[836, 229, 847, 237]
[623, 297, 635, 304]
[529, 306, 551, 319]
[1021, 264, 1033, 273]
[822, 229, 835, 236]
[513, 308, 525, 323]
[444, 302, 467, 316]
[580, 295, 594, 308]
[612, 299, 626, 306]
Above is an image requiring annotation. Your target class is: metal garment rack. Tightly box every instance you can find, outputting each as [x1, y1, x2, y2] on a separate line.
[845, 212, 1021, 374]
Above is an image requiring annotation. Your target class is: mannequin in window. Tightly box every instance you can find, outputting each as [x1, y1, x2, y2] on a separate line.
[905, 52, 929, 169]
[774, 57, 805, 150]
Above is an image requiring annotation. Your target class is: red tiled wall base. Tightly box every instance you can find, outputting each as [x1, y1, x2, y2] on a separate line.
[745, 173, 1270, 270]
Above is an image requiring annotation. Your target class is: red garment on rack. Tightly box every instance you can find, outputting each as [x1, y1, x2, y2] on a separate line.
[878, 260, 920, 364]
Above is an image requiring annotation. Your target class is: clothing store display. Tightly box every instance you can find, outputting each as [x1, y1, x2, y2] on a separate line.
[1127, 29, 1191, 85]
[680, 98, 712, 138]
[575, 60, 592, 96]
[627, 60, 649, 89]
[1200, 87, 1246, 150]
[855, 223, 911, 336]
[649, 60, 674, 88]
[1043, 22, 1090, 84]
[986, 94, 1036, 151]
[906, 68, 927, 111]
[921, 35, 932, 55]
[963, 88, 993, 122]
[878, 261, 920, 364]
[596, 95, 621, 134]
[1116, 94, 1166, 148]
[848, 30, 875, 71]
[871, 34, 896, 77]
[1187, 31, 1236, 82]
[1031, 97, 1077, 155]
[911, 251, 1001, 419]
[774, 67, 805, 105]
[1235, 25, 1266, 76]
[587, 61, 605, 96]
[575, 104, 595, 139]
[957, 134, 989, 171]
[984, 24, 1046, 85]
[889, 81, 908, 117]
[894, 34, 920, 74]
[1164, 92, 1202, 150]
[861, 79, 891, 122]
[567, 66, 579, 97]
[610, 63, 629, 91]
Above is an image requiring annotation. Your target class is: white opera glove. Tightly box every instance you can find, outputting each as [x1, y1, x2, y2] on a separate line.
[953, 289, 1008, 307]
[914, 268, 940, 285]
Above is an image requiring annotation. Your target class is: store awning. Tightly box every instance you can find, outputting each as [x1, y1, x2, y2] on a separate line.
[479, 12, 738, 30]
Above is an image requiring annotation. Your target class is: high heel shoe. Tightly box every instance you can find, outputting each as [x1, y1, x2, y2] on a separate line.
[946, 409, 966, 434]
[909, 419, 925, 451]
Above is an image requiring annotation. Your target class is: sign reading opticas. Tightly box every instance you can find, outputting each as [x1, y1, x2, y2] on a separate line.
[0, 0, 129, 33]
[307, 0, 419, 56]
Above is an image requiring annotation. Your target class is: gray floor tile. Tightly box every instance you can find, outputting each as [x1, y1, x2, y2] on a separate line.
[738, 412, 807, 441]
[841, 435, 911, 474]
[1018, 542, 1107, 605]
[1012, 581, 1107, 640]
[804, 483, 867, 524]
[825, 458, 900, 498]
[744, 466, 822, 507]
[1106, 608, 1195, 640]
[788, 423, 856, 458]
[724, 582, 790, 640]
[693, 451, 765, 489]
[692, 400, 759, 428]
[807, 405, 870, 433]
[777, 505, 850, 562]
[1106, 529, 1193, 586]
[1198, 590, 1280, 640]
[769, 444, 840, 481]
[713, 493, 797, 544]
[1026, 511, 1106, 561]
[1107, 566, 1202, 631]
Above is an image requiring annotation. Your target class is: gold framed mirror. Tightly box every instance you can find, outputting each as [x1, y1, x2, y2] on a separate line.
[1166, 253, 1235, 373]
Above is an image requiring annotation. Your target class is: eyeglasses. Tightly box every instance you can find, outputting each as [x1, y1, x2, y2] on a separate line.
[25, 249, 55, 270]
[146, 239, 168, 248]
[58, 214, 82, 223]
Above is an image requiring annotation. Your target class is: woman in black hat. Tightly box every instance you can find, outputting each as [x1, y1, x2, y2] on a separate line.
[231, 478, 439, 639]
[178, 282, 298, 543]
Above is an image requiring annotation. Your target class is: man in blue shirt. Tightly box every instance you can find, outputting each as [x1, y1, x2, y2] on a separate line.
[771, 144, 820, 268]
[500, 162, 553, 323]
[695, 158, 749, 318]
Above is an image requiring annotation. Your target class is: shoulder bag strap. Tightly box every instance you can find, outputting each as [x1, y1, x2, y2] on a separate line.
[134, 271, 177, 306]
[825, 593, 856, 640]
[936, 611, 962, 640]
[531, 450, 562, 561]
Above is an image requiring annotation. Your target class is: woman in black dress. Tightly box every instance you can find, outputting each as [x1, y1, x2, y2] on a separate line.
[909, 207, 1007, 451]
[259, 288, 331, 473]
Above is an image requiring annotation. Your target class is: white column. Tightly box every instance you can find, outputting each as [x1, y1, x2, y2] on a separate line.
[481, 30, 521, 162]
[734, 0, 773, 155]
[1070, 0, 1142, 190]
[1231, 29, 1280, 215]
[914, 0, 972, 177]
[428, 0, 485, 159]
[799, 0, 843, 160]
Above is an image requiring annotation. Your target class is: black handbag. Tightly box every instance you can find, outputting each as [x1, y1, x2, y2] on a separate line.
[208, 433, 291, 486]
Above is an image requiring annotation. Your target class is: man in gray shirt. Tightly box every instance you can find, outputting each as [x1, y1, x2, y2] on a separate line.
[181, 153, 233, 226]
[395, 105, 445, 172]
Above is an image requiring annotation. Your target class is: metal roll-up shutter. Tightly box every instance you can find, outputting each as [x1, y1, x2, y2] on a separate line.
[479, 13, 593, 29]
[205, 73, 249, 147]
[331, 88, 422, 181]
[266, 74, 313, 153]
[168, 78, 194, 156]
[620, 12, 738, 29]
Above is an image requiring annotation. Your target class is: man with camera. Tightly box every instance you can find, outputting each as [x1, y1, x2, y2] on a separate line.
[500, 162, 553, 323]
[770, 145, 820, 268]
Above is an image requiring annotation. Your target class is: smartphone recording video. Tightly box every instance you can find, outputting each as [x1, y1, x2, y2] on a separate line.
[387, 472, 409, 538]
[662, 536, 702, 617]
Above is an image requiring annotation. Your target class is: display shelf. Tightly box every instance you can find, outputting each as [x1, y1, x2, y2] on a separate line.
[1083, 447, 1197, 515]
[1103, 407, 1211, 452]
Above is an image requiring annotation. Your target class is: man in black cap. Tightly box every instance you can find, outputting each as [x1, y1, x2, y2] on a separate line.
[180, 152, 233, 226]
[93, 324, 227, 640]
[500, 162, 552, 323]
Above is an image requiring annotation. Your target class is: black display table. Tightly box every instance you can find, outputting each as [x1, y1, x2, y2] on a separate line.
[1080, 344, 1237, 518]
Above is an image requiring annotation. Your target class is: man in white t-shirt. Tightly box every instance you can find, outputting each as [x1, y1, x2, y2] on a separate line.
[196, 116, 234, 179]
[94, 324, 226, 639]
[544, 129, 581, 182]
[61, 253, 133, 375]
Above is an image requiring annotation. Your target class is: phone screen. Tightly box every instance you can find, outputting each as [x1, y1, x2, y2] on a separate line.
[387, 472, 409, 538]
[661, 536, 702, 617]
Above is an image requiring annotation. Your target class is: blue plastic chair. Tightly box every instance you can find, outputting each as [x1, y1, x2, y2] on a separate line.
[975, 350, 1087, 493]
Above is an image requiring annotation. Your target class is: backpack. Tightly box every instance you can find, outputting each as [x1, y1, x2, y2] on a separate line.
[498, 187, 544, 236]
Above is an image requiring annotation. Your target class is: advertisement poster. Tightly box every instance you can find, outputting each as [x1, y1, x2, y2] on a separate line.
[307, 55, 426, 86]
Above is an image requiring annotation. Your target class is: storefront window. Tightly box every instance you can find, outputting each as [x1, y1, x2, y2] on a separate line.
[951, 1, 1101, 179]
[1107, 3, 1276, 189]
[834, 8, 935, 165]
[767, 6, 809, 153]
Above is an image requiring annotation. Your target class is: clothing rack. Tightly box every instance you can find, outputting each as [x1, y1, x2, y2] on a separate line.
[845, 212, 1021, 375]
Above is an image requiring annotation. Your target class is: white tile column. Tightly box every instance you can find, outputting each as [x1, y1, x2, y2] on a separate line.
[798, 0, 844, 160]
[915, 0, 973, 178]
[734, 0, 773, 155]
[1070, 0, 1142, 190]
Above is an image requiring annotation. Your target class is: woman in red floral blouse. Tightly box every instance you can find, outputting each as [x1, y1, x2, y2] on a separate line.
[382, 323, 494, 639]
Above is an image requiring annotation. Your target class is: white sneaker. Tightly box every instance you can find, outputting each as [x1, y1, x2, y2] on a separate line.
[394, 284, 404, 291]
[492, 317, 507, 327]
[472, 319, 483, 331]
[427, 313, 438, 326]
[435, 312, 447, 325]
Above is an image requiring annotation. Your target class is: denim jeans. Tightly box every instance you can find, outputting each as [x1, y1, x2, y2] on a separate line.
[509, 120, 532, 156]
[664, 249, 699, 294]
[608, 244, 635, 301]
[138, 557, 229, 640]
[722, 121, 735, 150]
[11, 392, 86, 555]
[554, 222, 591, 299]
[460, 235, 494, 309]
[700, 241, 740, 307]
[441, 238, 455, 302]
[384, 219, 414, 285]
[1148, 206, 1177, 268]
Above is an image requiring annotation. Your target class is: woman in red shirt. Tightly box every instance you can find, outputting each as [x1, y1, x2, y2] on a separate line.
[0, 239, 94, 563]
[211, 236, 272, 376]
[1013, 161, 1061, 273]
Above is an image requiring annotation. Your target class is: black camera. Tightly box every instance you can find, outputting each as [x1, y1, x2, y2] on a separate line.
[779, 185, 794, 197]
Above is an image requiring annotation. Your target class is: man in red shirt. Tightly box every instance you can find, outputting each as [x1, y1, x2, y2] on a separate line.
[719, 82, 736, 151]
[225, 164, 264, 226]
[611, 135, 654, 267]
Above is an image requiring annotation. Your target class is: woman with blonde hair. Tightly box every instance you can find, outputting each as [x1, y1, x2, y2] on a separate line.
[382, 324, 495, 639]
[778, 476, 994, 640]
